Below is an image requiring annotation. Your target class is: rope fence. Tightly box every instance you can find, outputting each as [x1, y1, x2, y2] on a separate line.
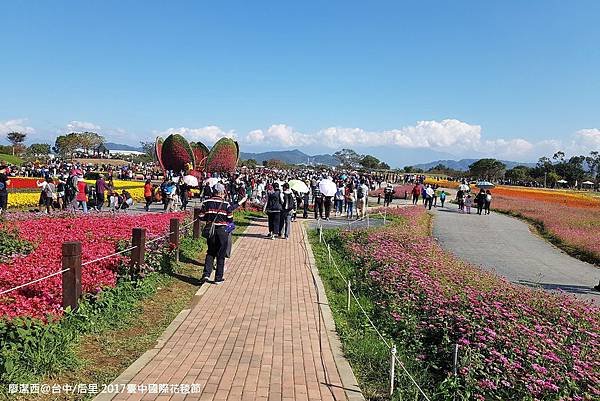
[0, 212, 205, 307]
[317, 218, 432, 401]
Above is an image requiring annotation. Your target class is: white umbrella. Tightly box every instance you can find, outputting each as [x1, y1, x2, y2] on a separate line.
[319, 179, 337, 197]
[459, 184, 470, 191]
[557, 179, 568, 184]
[183, 175, 199, 187]
[288, 179, 309, 193]
[203, 177, 219, 187]
[582, 180, 594, 185]
[475, 181, 495, 190]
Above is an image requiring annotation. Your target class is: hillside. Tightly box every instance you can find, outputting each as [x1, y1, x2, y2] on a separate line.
[240, 149, 338, 166]
[413, 158, 536, 172]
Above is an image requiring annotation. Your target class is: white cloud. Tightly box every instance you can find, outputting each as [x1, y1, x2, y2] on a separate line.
[65, 120, 101, 132]
[0, 119, 35, 135]
[571, 129, 600, 152]
[244, 124, 315, 147]
[158, 126, 236, 145]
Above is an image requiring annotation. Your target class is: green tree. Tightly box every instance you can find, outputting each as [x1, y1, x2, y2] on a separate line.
[333, 149, 362, 169]
[360, 154, 381, 169]
[240, 159, 258, 168]
[26, 143, 51, 158]
[79, 132, 104, 155]
[586, 151, 600, 183]
[53, 133, 81, 159]
[7, 132, 27, 156]
[505, 166, 532, 182]
[378, 161, 390, 170]
[468, 158, 506, 180]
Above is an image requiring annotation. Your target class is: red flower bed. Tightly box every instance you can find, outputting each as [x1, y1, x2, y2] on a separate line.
[369, 184, 413, 199]
[0, 212, 184, 320]
[7, 177, 39, 190]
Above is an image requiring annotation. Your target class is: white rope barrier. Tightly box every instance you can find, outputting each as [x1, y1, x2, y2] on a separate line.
[323, 228, 431, 401]
[81, 246, 137, 266]
[0, 268, 70, 296]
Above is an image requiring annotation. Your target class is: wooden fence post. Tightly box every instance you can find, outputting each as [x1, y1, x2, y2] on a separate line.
[131, 228, 146, 279]
[170, 218, 180, 263]
[193, 207, 202, 239]
[62, 241, 82, 310]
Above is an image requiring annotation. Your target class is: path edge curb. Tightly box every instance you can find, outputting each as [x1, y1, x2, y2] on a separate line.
[301, 223, 366, 401]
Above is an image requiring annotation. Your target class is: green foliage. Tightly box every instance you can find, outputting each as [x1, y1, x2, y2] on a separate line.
[468, 158, 506, 180]
[0, 273, 169, 393]
[0, 153, 24, 166]
[26, 143, 51, 158]
[361, 154, 381, 169]
[0, 226, 34, 261]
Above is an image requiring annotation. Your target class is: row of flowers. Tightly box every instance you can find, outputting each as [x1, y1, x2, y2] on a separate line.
[493, 186, 600, 209]
[341, 206, 599, 400]
[7, 177, 145, 191]
[7, 187, 147, 208]
[0, 212, 184, 320]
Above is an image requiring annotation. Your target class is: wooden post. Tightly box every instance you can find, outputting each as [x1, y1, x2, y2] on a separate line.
[131, 228, 146, 279]
[170, 218, 180, 263]
[193, 207, 202, 239]
[62, 242, 82, 310]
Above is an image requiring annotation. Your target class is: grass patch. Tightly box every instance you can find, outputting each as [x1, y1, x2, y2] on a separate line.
[0, 154, 23, 166]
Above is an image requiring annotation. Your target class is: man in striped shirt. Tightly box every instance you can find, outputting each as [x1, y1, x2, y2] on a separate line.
[199, 184, 235, 284]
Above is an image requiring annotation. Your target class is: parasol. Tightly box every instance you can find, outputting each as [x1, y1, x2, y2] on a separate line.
[319, 179, 337, 197]
[183, 175, 199, 187]
[288, 179, 309, 193]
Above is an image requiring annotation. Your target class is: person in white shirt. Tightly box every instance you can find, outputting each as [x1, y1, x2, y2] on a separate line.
[356, 181, 369, 219]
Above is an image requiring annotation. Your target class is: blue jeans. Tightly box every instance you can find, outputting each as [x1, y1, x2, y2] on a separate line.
[334, 199, 343, 214]
[347, 202, 354, 218]
[78, 201, 88, 213]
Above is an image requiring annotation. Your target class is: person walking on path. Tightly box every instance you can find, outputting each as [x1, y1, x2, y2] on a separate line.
[357, 180, 369, 218]
[76, 176, 89, 213]
[439, 190, 447, 208]
[425, 185, 435, 210]
[95, 175, 107, 211]
[484, 190, 492, 215]
[42, 176, 56, 214]
[384, 183, 394, 207]
[279, 182, 296, 239]
[345, 182, 357, 219]
[334, 183, 344, 216]
[143, 179, 153, 211]
[465, 194, 473, 214]
[313, 182, 324, 220]
[456, 188, 465, 212]
[475, 189, 486, 215]
[411, 183, 420, 205]
[264, 182, 283, 239]
[200, 184, 234, 284]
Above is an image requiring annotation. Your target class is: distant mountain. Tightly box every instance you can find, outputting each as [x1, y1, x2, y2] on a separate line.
[239, 149, 338, 166]
[105, 142, 143, 152]
[413, 159, 536, 172]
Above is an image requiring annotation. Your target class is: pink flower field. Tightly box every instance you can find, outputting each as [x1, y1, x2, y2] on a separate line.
[343, 206, 599, 400]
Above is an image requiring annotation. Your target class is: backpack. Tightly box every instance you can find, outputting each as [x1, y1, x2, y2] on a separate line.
[283, 192, 295, 210]
[66, 176, 78, 194]
[266, 190, 282, 211]
[357, 185, 364, 199]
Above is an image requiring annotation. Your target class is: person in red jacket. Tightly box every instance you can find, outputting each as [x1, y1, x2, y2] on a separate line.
[76, 179, 88, 213]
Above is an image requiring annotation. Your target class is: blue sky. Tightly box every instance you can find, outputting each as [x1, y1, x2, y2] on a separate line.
[1, 0, 599, 165]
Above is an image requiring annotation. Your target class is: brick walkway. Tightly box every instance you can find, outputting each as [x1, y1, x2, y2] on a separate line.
[108, 218, 355, 401]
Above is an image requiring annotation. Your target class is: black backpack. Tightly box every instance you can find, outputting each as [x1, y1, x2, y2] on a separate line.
[266, 190, 282, 211]
[357, 185, 364, 199]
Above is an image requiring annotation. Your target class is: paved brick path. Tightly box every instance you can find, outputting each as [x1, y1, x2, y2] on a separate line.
[108, 218, 356, 401]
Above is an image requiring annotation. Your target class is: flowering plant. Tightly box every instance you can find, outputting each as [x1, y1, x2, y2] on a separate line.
[341, 206, 599, 400]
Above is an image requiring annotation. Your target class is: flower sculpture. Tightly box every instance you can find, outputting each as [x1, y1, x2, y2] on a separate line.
[154, 135, 239, 174]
